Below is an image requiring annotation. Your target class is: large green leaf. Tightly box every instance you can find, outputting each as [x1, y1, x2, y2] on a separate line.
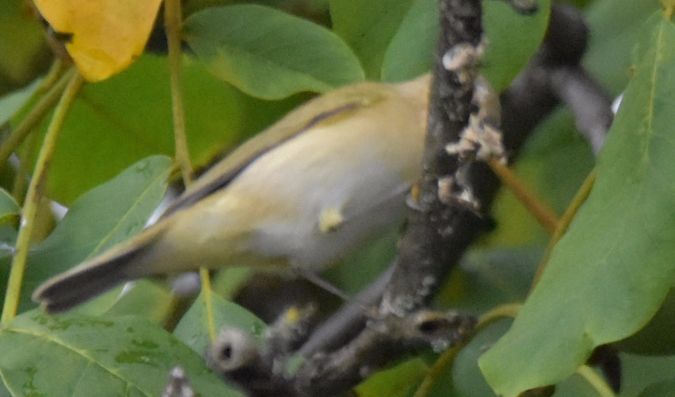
[32, 54, 299, 204]
[0, 311, 242, 396]
[15, 156, 172, 313]
[174, 291, 267, 355]
[380, 0, 551, 92]
[183, 4, 364, 100]
[584, 0, 660, 94]
[329, 0, 416, 80]
[479, 11, 675, 396]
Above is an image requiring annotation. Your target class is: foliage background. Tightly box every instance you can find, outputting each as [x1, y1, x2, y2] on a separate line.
[0, 0, 673, 396]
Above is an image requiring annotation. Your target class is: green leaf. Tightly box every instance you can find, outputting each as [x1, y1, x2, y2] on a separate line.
[584, 0, 661, 94]
[32, 54, 300, 204]
[380, 0, 551, 92]
[356, 358, 428, 397]
[103, 280, 174, 324]
[0, 2, 47, 91]
[435, 247, 541, 315]
[184, 4, 364, 99]
[479, 12, 675, 396]
[481, 0, 551, 92]
[621, 353, 675, 397]
[174, 291, 267, 355]
[379, 0, 438, 83]
[423, 320, 512, 397]
[618, 288, 675, 356]
[0, 79, 40, 126]
[0, 311, 243, 396]
[16, 156, 172, 312]
[639, 378, 675, 397]
[0, 187, 19, 224]
[330, 0, 416, 80]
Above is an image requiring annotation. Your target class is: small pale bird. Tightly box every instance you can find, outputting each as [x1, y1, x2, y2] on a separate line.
[33, 74, 431, 313]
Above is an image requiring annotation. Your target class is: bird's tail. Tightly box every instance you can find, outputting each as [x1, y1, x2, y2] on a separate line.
[33, 225, 165, 313]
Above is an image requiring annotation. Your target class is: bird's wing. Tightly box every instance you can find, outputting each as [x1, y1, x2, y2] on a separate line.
[162, 82, 389, 216]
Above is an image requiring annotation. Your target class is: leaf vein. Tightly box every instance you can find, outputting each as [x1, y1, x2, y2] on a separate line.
[2, 328, 152, 397]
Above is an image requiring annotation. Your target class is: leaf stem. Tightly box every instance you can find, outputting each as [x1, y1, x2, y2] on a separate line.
[10, 61, 67, 204]
[1, 70, 83, 325]
[413, 303, 521, 397]
[531, 169, 596, 288]
[0, 66, 73, 174]
[488, 158, 559, 234]
[476, 302, 521, 328]
[164, 0, 193, 184]
[165, 0, 216, 341]
[200, 267, 217, 341]
[576, 365, 616, 397]
[38, 60, 68, 95]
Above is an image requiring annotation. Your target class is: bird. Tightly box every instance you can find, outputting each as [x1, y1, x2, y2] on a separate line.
[33, 74, 431, 313]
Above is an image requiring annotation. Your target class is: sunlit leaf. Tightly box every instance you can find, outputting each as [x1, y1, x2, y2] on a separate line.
[33, 0, 162, 81]
[480, 11, 675, 396]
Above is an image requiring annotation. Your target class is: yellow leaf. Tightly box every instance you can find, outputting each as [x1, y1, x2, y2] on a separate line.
[34, 0, 162, 82]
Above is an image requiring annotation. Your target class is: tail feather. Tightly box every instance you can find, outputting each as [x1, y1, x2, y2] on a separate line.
[33, 227, 163, 313]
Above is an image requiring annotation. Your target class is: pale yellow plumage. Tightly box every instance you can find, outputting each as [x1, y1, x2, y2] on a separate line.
[33, 74, 430, 313]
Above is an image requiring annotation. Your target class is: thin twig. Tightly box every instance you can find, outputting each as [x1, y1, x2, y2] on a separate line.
[164, 0, 217, 341]
[38, 60, 67, 95]
[164, 0, 193, 184]
[1, 70, 83, 324]
[299, 266, 393, 357]
[0, 68, 73, 173]
[488, 158, 558, 234]
[8, 60, 67, 205]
